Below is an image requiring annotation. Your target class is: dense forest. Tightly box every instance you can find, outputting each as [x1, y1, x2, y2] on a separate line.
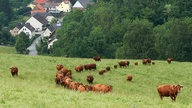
[0, 0, 192, 61]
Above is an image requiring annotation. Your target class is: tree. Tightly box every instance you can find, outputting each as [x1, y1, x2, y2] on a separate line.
[123, 19, 156, 59]
[15, 32, 30, 54]
[0, 27, 15, 45]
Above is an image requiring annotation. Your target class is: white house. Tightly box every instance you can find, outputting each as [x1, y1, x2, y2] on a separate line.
[56, 0, 71, 12]
[18, 23, 35, 39]
[43, 25, 56, 38]
[26, 13, 49, 31]
[73, 0, 95, 10]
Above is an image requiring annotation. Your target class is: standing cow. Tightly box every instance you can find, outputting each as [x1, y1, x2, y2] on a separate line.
[157, 84, 183, 101]
[10, 67, 18, 77]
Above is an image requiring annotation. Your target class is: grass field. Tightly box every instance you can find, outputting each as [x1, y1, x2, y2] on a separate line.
[0, 46, 16, 54]
[0, 47, 192, 108]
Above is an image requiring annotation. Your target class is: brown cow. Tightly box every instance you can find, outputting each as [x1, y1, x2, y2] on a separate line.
[157, 84, 183, 101]
[56, 64, 63, 71]
[118, 61, 129, 68]
[87, 75, 94, 84]
[78, 85, 86, 92]
[167, 58, 172, 64]
[93, 56, 101, 61]
[105, 66, 110, 71]
[10, 67, 18, 77]
[126, 74, 132, 81]
[84, 63, 96, 70]
[114, 65, 117, 69]
[134, 62, 138, 66]
[93, 84, 113, 93]
[98, 70, 105, 75]
[75, 65, 84, 72]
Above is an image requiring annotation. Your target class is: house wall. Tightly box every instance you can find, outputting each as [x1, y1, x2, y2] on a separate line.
[26, 17, 43, 31]
[10, 27, 19, 36]
[18, 26, 33, 39]
[56, 2, 71, 12]
[43, 29, 51, 37]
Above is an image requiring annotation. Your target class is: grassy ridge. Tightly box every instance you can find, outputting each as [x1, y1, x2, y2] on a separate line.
[0, 53, 192, 108]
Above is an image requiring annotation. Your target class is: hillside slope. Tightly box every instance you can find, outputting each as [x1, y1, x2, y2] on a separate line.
[0, 53, 192, 108]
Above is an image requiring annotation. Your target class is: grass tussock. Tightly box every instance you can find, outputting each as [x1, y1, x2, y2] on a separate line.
[0, 53, 192, 108]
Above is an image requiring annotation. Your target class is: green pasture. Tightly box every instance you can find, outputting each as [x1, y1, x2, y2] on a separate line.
[0, 52, 192, 108]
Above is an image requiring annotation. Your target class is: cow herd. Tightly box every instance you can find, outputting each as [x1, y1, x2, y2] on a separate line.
[9, 56, 182, 101]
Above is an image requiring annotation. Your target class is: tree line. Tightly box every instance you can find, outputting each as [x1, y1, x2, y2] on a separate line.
[0, 0, 191, 61]
[38, 0, 192, 61]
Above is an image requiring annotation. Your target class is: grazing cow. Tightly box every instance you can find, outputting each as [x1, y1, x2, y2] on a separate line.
[142, 59, 148, 65]
[134, 62, 138, 65]
[147, 58, 151, 64]
[56, 64, 63, 71]
[157, 84, 183, 101]
[114, 65, 117, 69]
[152, 62, 155, 65]
[93, 56, 101, 61]
[106, 66, 110, 71]
[87, 75, 94, 84]
[98, 70, 105, 75]
[10, 67, 18, 77]
[75, 65, 84, 72]
[126, 74, 132, 81]
[118, 61, 129, 68]
[167, 58, 172, 64]
[84, 63, 96, 70]
[93, 84, 113, 93]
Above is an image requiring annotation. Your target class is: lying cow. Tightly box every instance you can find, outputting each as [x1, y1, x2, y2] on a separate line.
[157, 84, 183, 101]
[93, 84, 112, 93]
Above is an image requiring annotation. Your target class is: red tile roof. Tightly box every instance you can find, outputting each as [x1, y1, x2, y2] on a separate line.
[34, 0, 48, 4]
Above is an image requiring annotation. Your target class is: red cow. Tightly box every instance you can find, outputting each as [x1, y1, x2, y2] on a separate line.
[114, 65, 117, 69]
[157, 84, 183, 101]
[126, 74, 132, 81]
[118, 61, 129, 68]
[93, 56, 101, 61]
[93, 84, 113, 93]
[10, 67, 18, 77]
[99, 70, 105, 75]
[56, 64, 63, 71]
[134, 62, 138, 65]
[142, 59, 148, 65]
[167, 58, 172, 64]
[75, 65, 84, 72]
[106, 66, 110, 71]
[87, 75, 94, 84]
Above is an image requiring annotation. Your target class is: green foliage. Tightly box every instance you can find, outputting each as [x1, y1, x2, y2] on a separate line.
[0, 27, 16, 46]
[15, 32, 30, 54]
[154, 18, 192, 62]
[123, 19, 155, 59]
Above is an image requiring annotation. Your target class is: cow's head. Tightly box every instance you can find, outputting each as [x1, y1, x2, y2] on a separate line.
[175, 84, 183, 93]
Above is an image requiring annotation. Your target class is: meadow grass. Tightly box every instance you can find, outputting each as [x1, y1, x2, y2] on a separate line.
[0, 53, 192, 108]
[0, 46, 16, 54]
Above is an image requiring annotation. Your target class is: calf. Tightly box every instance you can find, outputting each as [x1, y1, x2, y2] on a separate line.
[157, 84, 183, 101]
